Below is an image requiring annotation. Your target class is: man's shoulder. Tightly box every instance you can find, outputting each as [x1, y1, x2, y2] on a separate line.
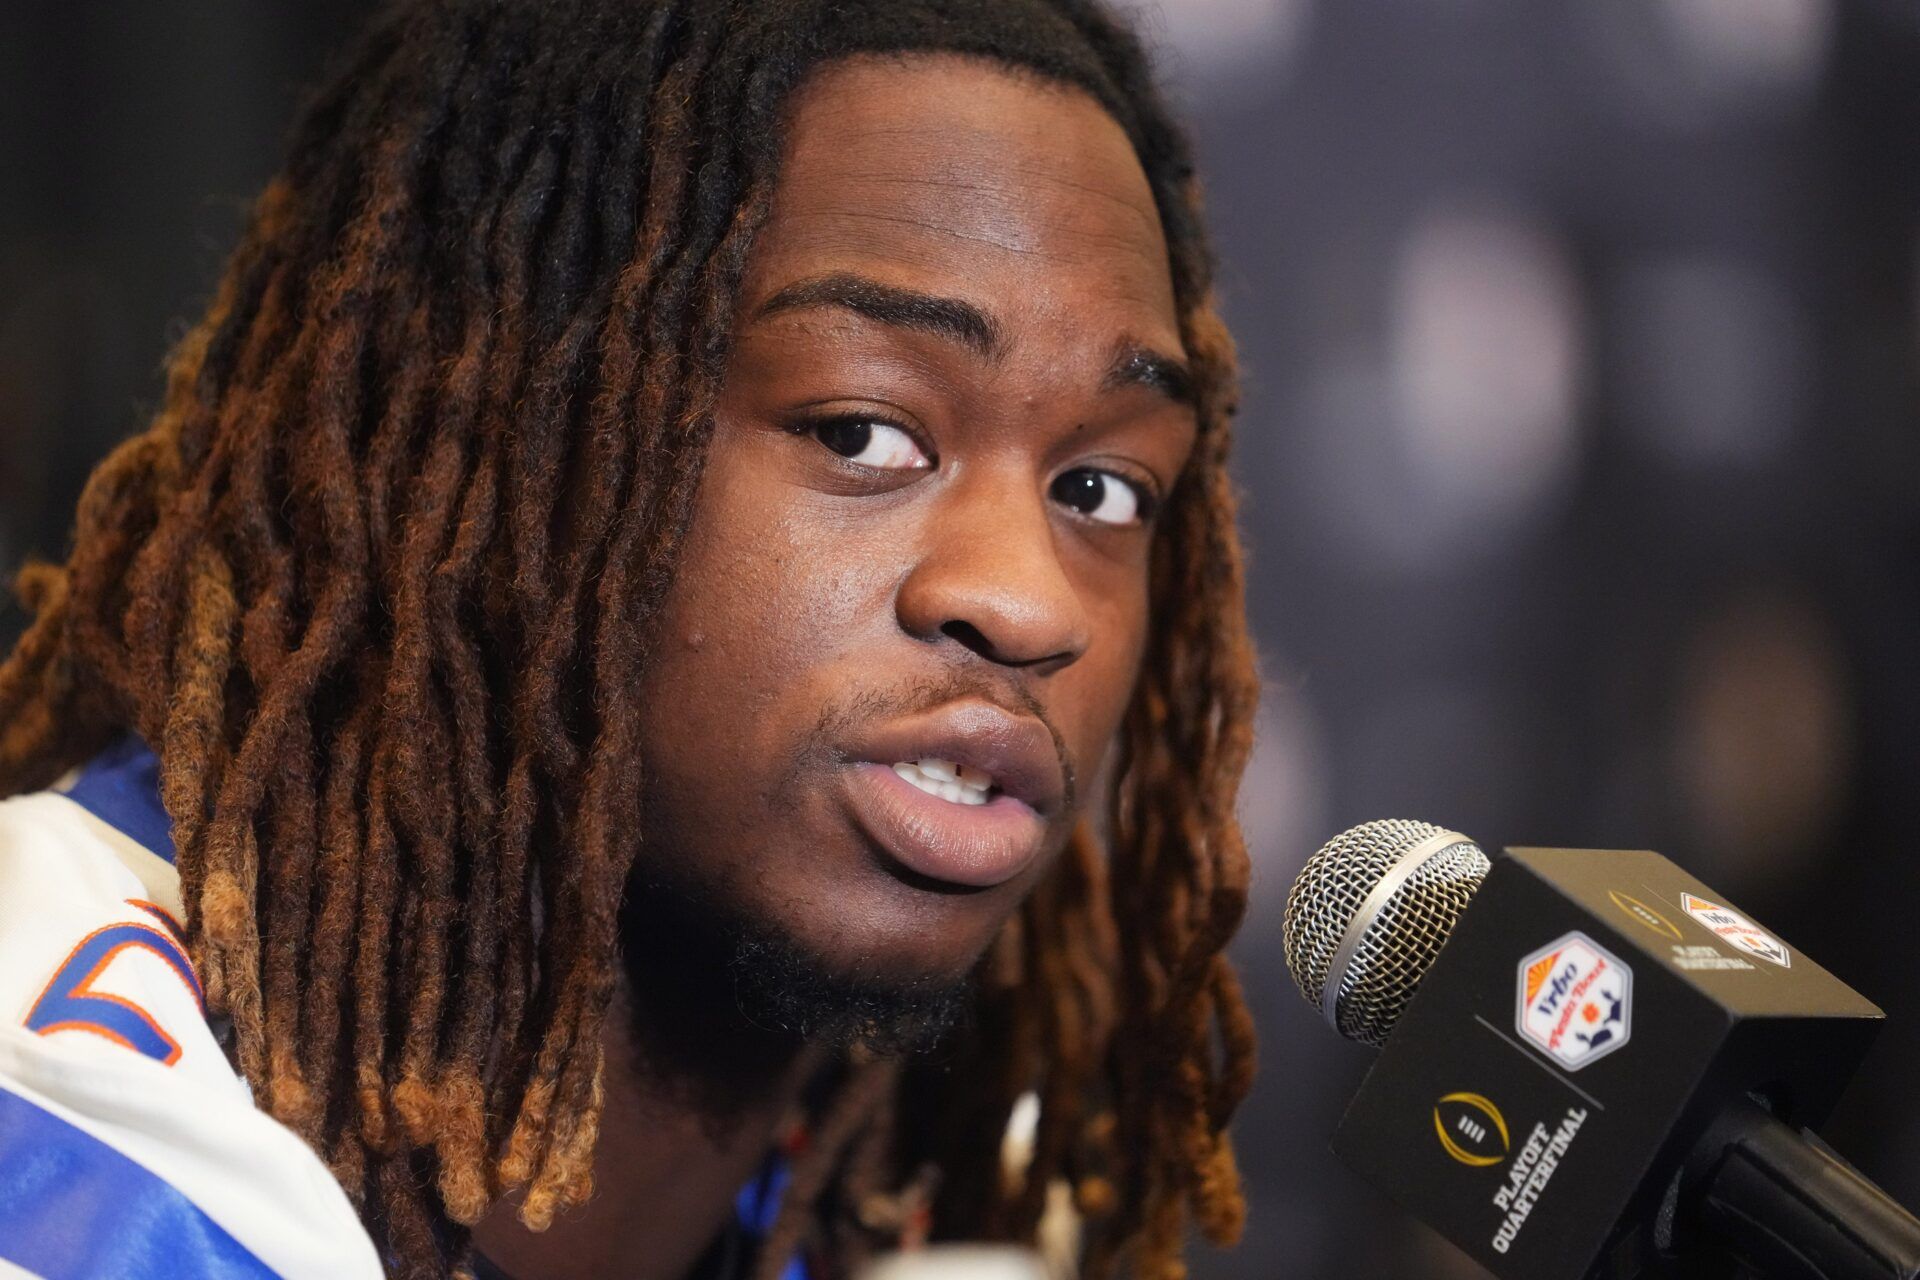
[0, 786, 383, 1280]
[0, 789, 211, 1076]
[0, 785, 180, 912]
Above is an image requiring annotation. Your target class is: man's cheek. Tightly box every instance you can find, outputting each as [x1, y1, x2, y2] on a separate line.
[750, 545, 918, 675]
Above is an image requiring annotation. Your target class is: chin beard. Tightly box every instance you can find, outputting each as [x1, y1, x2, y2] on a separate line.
[617, 877, 974, 1059]
[721, 920, 972, 1055]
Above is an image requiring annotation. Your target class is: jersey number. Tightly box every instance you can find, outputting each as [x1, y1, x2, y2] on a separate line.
[26, 901, 204, 1066]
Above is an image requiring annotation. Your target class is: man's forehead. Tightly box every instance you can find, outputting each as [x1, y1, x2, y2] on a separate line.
[740, 54, 1181, 342]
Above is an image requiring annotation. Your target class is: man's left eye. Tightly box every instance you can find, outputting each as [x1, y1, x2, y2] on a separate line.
[1050, 467, 1153, 527]
[811, 417, 930, 470]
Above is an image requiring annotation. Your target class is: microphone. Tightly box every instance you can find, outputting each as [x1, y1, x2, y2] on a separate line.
[858, 1247, 1049, 1280]
[1282, 820, 1920, 1280]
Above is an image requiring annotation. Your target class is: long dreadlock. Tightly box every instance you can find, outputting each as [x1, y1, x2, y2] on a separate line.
[0, 2, 1259, 1277]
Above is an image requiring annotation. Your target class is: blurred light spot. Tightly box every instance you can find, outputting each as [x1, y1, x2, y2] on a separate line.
[999, 1090, 1041, 1184]
[1288, 203, 1588, 571]
[1616, 256, 1807, 468]
[1238, 679, 1331, 923]
[1671, 590, 1851, 892]
[1579, 0, 1832, 129]
[1659, 0, 1832, 100]
[1106, 0, 1313, 93]
[1381, 203, 1584, 565]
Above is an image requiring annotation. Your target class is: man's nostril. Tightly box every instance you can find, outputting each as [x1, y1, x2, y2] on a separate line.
[940, 619, 994, 657]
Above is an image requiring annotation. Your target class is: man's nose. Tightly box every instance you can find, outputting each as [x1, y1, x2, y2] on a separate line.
[894, 467, 1092, 674]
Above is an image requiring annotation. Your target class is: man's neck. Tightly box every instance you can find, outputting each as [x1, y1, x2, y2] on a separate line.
[470, 976, 820, 1280]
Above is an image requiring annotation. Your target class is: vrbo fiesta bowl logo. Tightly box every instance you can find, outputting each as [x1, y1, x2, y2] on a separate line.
[1516, 931, 1632, 1071]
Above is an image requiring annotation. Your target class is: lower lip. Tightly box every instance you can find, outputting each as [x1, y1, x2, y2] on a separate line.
[840, 763, 1049, 889]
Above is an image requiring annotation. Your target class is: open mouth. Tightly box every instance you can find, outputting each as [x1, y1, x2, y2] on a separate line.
[837, 699, 1067, 890]
[841, 762, 1048, 890]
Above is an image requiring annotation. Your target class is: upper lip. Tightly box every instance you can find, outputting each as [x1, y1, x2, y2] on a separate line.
[844, 699, 1069, 816]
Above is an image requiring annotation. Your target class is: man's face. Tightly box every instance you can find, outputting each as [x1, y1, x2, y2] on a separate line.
[629, 54, 1195, 1039]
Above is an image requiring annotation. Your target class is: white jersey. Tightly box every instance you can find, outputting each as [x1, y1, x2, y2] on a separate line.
[0, 739, 383, 1279]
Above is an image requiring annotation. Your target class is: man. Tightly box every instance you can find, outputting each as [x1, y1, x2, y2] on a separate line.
[0, 2, 1257, 1278]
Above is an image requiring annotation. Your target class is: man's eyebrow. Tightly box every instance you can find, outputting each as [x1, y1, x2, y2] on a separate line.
[1103, 342, 1196, 408]
[753, 272, 1003, 359]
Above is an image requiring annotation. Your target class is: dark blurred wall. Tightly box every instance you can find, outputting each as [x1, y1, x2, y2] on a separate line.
[0, 0, 370, 618]
[1185, 2, 1920, 1276]
[3, 4, 1917, 1279]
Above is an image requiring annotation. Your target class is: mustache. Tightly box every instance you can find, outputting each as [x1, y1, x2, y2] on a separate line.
[806, 669, 1078, 814]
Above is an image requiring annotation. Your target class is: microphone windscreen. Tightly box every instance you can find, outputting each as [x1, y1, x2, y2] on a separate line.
[1281, 819, 1489, 1044]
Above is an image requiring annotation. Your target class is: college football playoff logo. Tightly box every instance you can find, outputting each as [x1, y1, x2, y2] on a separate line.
[1433, 1092, 1511, 1167]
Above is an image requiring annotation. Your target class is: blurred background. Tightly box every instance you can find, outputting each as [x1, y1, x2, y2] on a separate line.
[3, 2, 1916, 1277]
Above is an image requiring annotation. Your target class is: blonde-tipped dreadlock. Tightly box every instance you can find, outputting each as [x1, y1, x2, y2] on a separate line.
[0, 2, 1259, 1277]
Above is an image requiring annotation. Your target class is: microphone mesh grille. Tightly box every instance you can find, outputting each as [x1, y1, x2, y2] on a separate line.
[1281, 819, 1490, 1046]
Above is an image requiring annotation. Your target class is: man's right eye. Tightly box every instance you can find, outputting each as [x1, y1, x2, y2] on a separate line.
[809, 416, 932, 471]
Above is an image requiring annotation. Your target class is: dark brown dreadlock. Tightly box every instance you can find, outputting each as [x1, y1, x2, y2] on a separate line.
[0, 2, 1259, 1277]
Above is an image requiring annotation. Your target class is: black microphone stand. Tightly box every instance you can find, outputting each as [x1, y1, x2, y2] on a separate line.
[1670, 1098, 1920, 1280]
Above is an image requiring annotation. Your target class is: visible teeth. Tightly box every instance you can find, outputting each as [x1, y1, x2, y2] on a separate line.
[918, 757, 998, 788]
[893, 759, 994, 806]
